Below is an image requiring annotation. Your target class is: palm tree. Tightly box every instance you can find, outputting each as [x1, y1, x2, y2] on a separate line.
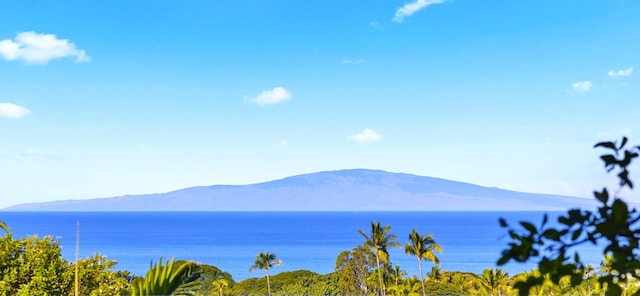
[359, 221, 401, 296]
[249, 251, 282, 296]
[392, 264, 407, 288]
[211, 278, 229, 296]
[404, 229, 442, 296]
[478, 268, 509, 296]
[600, 254, 614, 276]
[131, 257, 198, 296]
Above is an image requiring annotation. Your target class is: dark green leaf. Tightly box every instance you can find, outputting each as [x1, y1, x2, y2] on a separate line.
[571, 229, 582, 240]
[520, 222, 537, 234]
[542, 229, 561, 240]
[600, 154, 617, 166]
[497, 255, 509, 266]
[594, 189, 609, 204]
[620, 136, 628, 149]
[594, 141, 616, 150]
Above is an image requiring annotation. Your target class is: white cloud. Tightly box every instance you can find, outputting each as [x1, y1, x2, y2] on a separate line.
[608, 67, 634, 78]
[342, 58, 366, 65]
[21, 149, 63, 160]
[571, 81, 592, 93]
[350, 128, 382, 143]
[0, 103, 30, 119]
[247, 87, 292, 105]
[370, 21, 379, 28]
[393, 0, 447, 23]
[0, 31, 90, 64]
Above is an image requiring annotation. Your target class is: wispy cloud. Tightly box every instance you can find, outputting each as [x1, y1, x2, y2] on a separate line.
[370, 21, 379, 28]
[246, 87, 292, 105]
[571, 81, 592, 93]
[350, 128, 382, 143]
[393, 0, 447, 23]
[0, 102, 30, 119]
[608, 67, 634, 78]
[0, 31, 90, 64]
[21, 149, 63, 160]
[342, 58, 366, 65]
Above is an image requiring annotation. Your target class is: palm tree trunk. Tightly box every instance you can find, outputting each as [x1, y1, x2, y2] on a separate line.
[266, 268, 271, 296]
[375, 249, 385, 296]
[417, 257, 426, 296]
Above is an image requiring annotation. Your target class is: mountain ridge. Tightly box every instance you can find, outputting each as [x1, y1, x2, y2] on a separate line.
[2, 169, 596, 211]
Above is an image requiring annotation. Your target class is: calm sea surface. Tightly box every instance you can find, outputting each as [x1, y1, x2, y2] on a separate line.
[0, 211, 603, 281]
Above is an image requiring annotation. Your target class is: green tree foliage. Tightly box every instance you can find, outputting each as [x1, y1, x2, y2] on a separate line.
[421, 269, 478, 296]
[475, 268, 510, 296]
[0, 233, 129, 295]
[229, 270, 338, 296]
[249, 251, 282, 296]
[392, 264, 407, 289]
[335, 245, 375, 295]
[210, 278, 229, 296]
[0, 234, 71, 295]
[172, 262, 234, 296]
[131, 257, 198, 296]
[71, 253, 131, 296]
[498, 137, 640, 296]
[359, 221, 401, 296]
[273, 271, 339, 296]
[404, 228, 442, 296]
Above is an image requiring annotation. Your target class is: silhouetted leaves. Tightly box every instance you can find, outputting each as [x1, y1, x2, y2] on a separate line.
[499, 137, 640, 296]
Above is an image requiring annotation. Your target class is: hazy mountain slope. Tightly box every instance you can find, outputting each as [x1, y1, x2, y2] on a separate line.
[2, 169, 596, 211]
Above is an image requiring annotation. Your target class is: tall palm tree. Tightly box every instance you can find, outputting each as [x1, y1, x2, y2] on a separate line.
[404, 229, 442, 296]
[359, 221, 401, 296]
[249, 251, 282, 296]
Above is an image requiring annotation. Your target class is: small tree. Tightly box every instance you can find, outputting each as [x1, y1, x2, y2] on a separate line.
[335, 245, 375, 295]
[498, 137, 640, 296]
[249, 251, 282, 296]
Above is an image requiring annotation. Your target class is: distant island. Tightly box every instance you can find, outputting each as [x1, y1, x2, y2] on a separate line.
[2, 169, 596, 211]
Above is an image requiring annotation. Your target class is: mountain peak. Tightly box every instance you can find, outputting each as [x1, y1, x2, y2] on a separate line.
[2, 169, 595, 211]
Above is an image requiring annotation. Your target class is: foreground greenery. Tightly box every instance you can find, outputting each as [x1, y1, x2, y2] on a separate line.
[1, 221, 628, 296]
[2, 137, 639, 295]
[499, 137, 640, 296]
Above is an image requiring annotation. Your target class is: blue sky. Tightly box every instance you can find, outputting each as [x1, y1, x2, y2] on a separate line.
[0, 0, 638, 208]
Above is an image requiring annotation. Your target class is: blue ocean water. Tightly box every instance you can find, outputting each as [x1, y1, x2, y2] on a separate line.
[0, 212, 603, 281]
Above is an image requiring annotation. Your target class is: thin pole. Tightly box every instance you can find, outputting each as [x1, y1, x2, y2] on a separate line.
[75, 221, 80, 296]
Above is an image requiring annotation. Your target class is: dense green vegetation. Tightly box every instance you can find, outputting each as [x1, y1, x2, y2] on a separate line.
[1, 137, 638, 295]
[0, 233, 129, 295]
[1, 220, 624, 296]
